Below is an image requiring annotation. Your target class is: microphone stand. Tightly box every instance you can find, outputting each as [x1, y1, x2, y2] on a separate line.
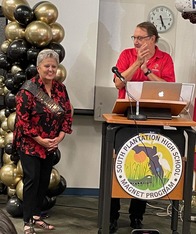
[126, 90, 147, 120]
[112, 67, 147, 120]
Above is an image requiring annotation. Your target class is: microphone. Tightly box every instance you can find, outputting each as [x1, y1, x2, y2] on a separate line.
[112, 66, 147, 121]
[112, 66, 126, 84]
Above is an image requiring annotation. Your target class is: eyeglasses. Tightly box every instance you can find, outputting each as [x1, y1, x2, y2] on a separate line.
[131, 35, 151, 41]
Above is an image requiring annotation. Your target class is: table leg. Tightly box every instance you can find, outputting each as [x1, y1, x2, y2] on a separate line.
[171, 200, 179, 233]
[182, 129, 196, 234]
[98, 124, 119, 233]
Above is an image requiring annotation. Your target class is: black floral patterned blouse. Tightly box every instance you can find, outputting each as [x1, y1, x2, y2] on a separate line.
[13, 76, 73, 159]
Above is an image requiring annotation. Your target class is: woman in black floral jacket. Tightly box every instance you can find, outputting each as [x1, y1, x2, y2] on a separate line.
[13, 49, 73, 234]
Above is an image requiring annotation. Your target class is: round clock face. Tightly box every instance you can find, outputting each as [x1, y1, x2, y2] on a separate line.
[148, 6, 174, 33]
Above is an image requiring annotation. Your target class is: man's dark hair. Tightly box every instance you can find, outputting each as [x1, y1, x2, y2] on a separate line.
[137, 21, 160, 43]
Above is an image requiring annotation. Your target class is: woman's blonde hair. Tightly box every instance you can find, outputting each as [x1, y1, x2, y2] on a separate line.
[37, 49, 59, 66]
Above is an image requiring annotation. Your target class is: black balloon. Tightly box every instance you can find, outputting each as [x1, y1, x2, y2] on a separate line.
[47, 176, 67, 198]
[0, 68, 7, 78]
[47, 196, 56, 210]
[5, 92, 16, 110]
[13, 60, 29, 71]
[41, 196, 56, 211]
[4, 76, 14, 91]
[0, 53, 11, 70]
[0, 182, 7, 195]
[6, 196, 23, 217]
[7, 39, 30, 63]
[27, 47, 40, 64]
[53, 149, 61, 165]
[7, 71, 26, 94]
[25, 64, 38, 79]
[5, 108, 11, 118]
[4, 143, 13, 155]
[10, 151, 20, 163]
[48, 42, 65, 63]
[14, 5, 34, 27]
[14, 71, 26, 85]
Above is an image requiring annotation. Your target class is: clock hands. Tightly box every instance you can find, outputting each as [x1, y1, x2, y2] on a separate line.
[160, 15, 166, 29]
[149, 6, 173, 32]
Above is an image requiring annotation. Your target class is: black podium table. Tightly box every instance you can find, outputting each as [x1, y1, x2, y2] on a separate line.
[98, 114, 196, 234]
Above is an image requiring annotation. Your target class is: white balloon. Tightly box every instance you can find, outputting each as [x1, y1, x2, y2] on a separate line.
[175, 0, 196, 12]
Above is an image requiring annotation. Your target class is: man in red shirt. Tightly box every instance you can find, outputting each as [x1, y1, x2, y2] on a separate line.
[110, 22, 175, 233]
[114, 22, 175, 99]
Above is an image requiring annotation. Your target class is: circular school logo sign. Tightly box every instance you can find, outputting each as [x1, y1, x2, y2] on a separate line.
[115, 133, 183, 200]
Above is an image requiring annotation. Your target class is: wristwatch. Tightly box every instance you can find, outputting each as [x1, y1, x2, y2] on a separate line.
[144, 69, 152, 76]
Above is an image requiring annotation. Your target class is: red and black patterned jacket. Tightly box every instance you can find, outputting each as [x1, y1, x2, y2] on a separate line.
[13, 76, 73, 159]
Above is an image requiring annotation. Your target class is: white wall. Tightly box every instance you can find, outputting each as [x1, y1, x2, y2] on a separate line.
[3, 0, 196, 190]
[58, 116, 102, 189]
[175, 13, 196, 84]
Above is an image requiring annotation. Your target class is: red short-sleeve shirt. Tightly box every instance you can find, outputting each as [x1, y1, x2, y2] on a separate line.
[115, 46, 175, 99]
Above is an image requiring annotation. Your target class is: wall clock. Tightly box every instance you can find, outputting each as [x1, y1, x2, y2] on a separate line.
[148, 6, 174, 33]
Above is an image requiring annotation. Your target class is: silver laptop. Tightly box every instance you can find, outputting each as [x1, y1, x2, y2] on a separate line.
[140, 81, 182, 101]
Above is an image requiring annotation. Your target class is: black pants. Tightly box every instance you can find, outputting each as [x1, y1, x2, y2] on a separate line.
[110, 198, 147, 222]
[19, 151, 54, 223]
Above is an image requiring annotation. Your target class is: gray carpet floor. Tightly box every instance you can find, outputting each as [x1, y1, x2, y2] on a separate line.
[0, 194, 196, 234]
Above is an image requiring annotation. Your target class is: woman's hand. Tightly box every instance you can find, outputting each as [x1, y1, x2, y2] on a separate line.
[33, 136, 58, 151]
[33, 131, 65, 151]
[45, 138, 58, 151]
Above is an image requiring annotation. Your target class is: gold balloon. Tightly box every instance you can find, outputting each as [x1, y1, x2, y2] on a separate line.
[1, 40, 11, 53]
[55, 64, 67, 82]
[0, 164, 21, 188]
[16, 179, 23, 201]
[0, 87, 4, 96]
[0, 136, 5, 148]
[1, 0, 30, 21]
[7, 112, 16, 132]
[25, 21, 52, 47]
[5, 21, 25, 41]
[3, 86, 9, 95]
[16, 160, 23, 177]
[50, 22, 65, 43]
[4, 132, 13, 145]
[0, 75, 5, 85]
[34, 2, 58, 25]
[3, 152, 13, 165]
[0, 128, 7, 136]
[11, 65, 23, 74]
[1, 119, 9, 132]
[0, 109, 6, 122]
[7, 187, 16, 197]
[48, 168, 61, 189]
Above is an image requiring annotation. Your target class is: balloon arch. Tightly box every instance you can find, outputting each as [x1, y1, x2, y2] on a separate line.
[0, 0, 67, 217]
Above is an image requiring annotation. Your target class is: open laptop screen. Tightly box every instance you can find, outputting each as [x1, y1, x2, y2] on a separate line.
[140, 81, 182, 101]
